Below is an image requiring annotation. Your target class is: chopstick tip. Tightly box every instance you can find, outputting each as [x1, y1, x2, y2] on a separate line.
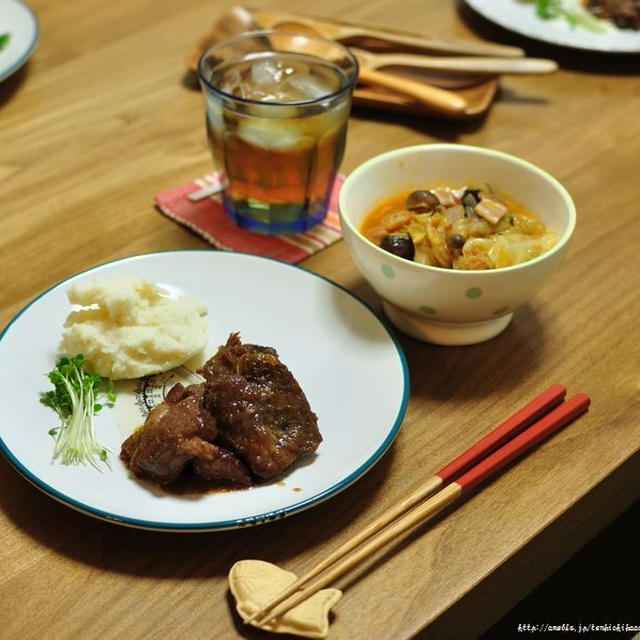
[549, 382, 567, 395]
[571, 392, 591, 409]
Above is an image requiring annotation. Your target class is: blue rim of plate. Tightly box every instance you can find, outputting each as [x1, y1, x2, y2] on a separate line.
[0, 1, 39, 83]
[0, 249, 409, 532]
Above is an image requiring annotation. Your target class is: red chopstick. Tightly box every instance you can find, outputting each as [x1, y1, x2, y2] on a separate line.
[247, 385, 587, 627]
[436, 382, 567, 484]
[455, 393, 590, 491]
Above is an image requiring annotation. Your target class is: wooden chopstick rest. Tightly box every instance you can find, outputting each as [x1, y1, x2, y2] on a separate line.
[229, 560, 341, 638]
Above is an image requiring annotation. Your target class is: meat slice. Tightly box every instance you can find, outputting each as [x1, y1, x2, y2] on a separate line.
[198, 333, 322, 479]
[192, 444, 252, 485]
[121, 382, 250, 485]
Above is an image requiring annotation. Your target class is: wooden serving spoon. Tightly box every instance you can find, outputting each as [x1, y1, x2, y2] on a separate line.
[251, 10, 525, 58]
[352, 48, 558, 76]
[356, 68, 468, 115]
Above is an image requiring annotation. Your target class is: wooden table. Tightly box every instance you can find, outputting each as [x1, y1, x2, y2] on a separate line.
[1, 1, 639, 638]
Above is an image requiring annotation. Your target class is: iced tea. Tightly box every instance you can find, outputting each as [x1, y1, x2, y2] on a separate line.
[198, 32, 358, 234]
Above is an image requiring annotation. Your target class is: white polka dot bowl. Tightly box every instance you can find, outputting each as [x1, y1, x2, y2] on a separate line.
[338, 144, 576, 346]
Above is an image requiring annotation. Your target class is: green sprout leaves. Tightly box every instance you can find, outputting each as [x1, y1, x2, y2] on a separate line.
[41, 354, 115, 470]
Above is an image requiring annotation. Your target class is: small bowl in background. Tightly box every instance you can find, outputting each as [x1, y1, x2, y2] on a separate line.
[338, 144, 576, 345]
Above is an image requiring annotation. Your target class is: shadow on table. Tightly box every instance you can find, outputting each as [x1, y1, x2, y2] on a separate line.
[457, 0, 640, 74]
[394, 302, 547, 402]
[350, 103, 493, 141]
[0, 64, 31, 109]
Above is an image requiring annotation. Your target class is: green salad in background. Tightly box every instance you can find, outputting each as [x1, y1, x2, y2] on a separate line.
[529, 0, 607, 30]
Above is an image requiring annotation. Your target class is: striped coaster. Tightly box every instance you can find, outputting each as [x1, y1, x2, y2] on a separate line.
[155, 172, 343, 264]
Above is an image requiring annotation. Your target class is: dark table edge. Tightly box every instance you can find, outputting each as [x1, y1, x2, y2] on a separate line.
[412, 449, 640, 639]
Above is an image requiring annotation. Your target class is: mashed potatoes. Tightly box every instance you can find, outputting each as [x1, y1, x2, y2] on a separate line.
[60, 274, 208, 379]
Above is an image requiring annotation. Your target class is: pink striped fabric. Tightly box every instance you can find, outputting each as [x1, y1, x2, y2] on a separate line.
[154, 172, 344, 264]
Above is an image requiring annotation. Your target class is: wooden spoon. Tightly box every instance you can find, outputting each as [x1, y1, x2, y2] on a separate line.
[356, 68, 468, 115]
[352, 48, 558, 75]
[251, 10, 525, 58]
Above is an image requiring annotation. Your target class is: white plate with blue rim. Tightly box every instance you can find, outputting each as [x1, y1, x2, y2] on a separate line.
[0, 0, 38, 83]
[0, 250, 408, 531]
[465, 0, 640, 52]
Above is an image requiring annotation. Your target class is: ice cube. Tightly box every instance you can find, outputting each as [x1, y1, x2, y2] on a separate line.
[250, 59, 284, 87]
[220, 68, 247, 99]
[280, 73, 333, 101]
[238, 117, 313, 151]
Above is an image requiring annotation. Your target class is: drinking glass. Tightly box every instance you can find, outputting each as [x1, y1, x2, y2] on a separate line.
[198, 31, 358, 234]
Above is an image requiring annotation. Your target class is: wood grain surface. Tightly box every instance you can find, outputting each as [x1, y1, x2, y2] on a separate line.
[1, 1, 639, 639]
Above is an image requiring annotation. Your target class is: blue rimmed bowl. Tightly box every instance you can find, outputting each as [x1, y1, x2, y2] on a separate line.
[338, 144, 576, 345]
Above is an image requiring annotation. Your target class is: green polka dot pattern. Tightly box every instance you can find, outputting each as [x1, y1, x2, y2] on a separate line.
[381, 264, 395, 279]
[465, 287, 483, 299]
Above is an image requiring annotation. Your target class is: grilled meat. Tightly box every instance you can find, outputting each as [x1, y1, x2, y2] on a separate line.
[121, 334, 321, 487]
[199, 333, 322, 480]
[121, 382, 250, 485]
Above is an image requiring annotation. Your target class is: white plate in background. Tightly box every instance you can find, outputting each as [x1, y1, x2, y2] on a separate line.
[465, 0, 640, 52]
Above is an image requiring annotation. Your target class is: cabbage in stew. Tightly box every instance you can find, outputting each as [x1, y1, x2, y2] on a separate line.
[360, 185, 557, 270]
